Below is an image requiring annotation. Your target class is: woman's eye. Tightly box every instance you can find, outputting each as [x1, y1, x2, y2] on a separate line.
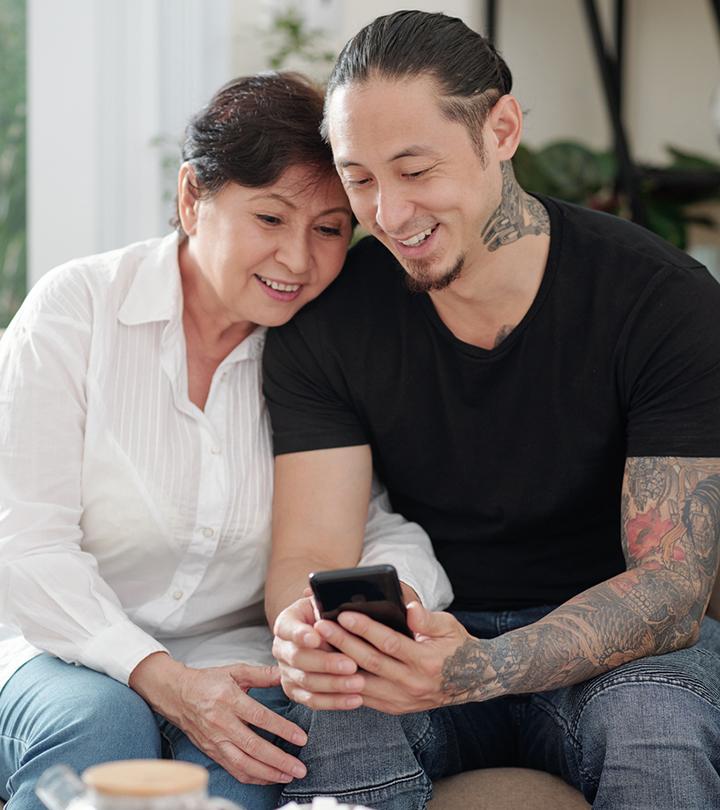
[256, 214, 282, 225]
[344, 177, 369, 188]
[404, 169, 428, 179]
[316, 225, 342, 237]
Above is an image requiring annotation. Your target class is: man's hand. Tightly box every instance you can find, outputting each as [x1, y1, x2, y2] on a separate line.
[314, 602, 499, 714]
[272, 595, 366, 710]
[129, 653, 308, 784]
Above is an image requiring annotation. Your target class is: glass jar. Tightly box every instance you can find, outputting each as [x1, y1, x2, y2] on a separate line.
[36, 759, 242, 810]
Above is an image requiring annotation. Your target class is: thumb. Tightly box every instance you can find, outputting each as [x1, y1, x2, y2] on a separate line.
[230, 663, 281, 689]
[406, 602, 452, 640]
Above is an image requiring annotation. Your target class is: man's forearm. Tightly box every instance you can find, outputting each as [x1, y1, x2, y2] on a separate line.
[265, 552, 358, 628]
[441, 457, 720, 704]
[441, 566, 703, 703]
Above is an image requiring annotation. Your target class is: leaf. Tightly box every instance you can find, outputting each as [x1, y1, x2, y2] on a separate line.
[512, 144, 557, 196]
[535, 141, 615, 203]
[666, 146, 720, 172]
[643, 199, 688, 249]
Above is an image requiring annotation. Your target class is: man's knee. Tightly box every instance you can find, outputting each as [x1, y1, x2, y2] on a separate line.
[573, 664, 720, 785]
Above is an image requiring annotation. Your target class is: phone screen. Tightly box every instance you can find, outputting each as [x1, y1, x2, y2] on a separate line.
[309, 564, 413, 637]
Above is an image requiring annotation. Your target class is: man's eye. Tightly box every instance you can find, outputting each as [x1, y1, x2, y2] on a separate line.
[256, 214, 282, 225]
[404, 169, 428, 179]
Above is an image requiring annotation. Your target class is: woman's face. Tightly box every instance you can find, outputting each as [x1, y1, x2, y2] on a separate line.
[181, 164, 353, 328]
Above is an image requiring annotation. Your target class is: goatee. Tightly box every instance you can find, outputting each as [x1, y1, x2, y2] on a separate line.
[404, 254, 465, 293]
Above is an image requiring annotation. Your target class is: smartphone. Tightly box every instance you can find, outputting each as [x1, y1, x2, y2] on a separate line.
[309, 563, 413, 638]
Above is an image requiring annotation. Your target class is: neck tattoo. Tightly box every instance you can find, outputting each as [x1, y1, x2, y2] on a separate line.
[482, 161, 550, 252]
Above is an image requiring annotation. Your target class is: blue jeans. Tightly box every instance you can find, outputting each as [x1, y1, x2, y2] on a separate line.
[281, 607, 720, 809]
[0, 654, 289, 810]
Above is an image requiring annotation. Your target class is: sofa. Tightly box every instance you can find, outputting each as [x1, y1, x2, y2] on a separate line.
[430, 768, 589, 808]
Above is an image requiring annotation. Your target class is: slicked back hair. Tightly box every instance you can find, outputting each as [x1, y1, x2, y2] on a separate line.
[321, 10, 512, 158]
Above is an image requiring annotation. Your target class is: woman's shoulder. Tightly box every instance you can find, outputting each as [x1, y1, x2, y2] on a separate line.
[17, 235, 171, 327]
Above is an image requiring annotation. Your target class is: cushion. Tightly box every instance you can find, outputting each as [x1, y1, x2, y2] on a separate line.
[429, 768, 589, 809]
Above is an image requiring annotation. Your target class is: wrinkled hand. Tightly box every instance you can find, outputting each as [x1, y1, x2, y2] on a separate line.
[272, 596, 366, 710]
[314, 602, 495, 714]
[130, 653, 308, 784]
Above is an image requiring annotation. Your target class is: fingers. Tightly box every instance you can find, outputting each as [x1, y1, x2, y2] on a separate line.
[236, 691, 308, 747]
[285, 685, 363, 711]
[230, 664, 282, 689]
[278, 659, 365, 710]
[315, 618, 408, 680]
[274, 597, 323, 649]
[273, 637, 357, 676]
[217, 736, 305, 785]
[335, 612, 417, 662]
[283, 666, 365, 696]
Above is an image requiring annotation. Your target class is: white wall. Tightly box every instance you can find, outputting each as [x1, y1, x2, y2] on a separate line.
[28, 0, 234, 285]
[28, 0, 720, 286]
[499, 0, 718, 162]
[232, 1, 718, 162]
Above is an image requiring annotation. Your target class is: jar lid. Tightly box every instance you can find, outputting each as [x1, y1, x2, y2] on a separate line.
[83, 760, 209, 797]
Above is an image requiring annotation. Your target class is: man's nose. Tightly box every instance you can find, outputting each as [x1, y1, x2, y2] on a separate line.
[375, 185, 415, 237]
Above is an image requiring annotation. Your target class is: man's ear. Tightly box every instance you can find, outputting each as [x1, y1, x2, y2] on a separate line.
[177, 162, 201, 235]
[486, 94, 523, 161]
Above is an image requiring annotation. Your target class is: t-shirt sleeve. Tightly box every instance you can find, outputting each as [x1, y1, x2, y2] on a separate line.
[622, 262, 720, 458]
[263, 316, 369, 455]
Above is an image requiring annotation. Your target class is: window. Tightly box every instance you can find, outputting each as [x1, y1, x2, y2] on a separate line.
[0, 0, 26, 327]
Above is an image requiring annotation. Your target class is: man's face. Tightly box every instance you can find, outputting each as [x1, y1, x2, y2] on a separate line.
[327, 74, 501, 292]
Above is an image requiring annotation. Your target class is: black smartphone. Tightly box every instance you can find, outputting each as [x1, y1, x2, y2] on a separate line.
[309, 563, 413, 638]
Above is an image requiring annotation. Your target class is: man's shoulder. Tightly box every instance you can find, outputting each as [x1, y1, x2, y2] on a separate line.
[334, 234, 404, 292]
[550, 196, 704, 275]
[296, 235, 407, 321]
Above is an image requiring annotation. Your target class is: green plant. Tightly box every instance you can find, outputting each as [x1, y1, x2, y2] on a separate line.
[0, 0, 27, 327]
[262, 5, 335, 75]
[513, 141, 720, 249]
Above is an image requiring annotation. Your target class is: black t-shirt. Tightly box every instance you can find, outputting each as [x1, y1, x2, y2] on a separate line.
[263, 196, 720, 610]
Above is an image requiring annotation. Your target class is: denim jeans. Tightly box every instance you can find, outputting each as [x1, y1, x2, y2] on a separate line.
[281, 607, 720, 810]
[0, 654, 288, 810]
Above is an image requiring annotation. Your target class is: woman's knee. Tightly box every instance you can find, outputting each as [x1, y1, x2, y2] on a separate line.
[10, 658, 162, 762]
[57, 677, 160, 759]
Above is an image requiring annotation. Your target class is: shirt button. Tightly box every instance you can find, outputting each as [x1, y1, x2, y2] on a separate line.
[172, 590, 183, 600]
[202, 527, 214, 538]
[211, 447, 221, 455]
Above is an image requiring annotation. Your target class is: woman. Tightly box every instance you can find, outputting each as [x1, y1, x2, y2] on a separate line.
[0, 73, 451, 810]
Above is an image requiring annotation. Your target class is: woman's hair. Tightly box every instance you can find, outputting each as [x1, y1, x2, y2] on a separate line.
[174, 71, 333, 230]
[321, 10, 512, 157]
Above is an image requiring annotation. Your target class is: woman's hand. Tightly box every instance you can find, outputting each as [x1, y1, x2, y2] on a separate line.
[129, 652, 308, 784]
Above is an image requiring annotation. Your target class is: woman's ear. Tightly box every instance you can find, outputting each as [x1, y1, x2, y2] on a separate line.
[177, 163, 200, 236]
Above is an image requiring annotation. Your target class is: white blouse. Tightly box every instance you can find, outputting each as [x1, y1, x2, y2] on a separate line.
[0, 233, 452, 689]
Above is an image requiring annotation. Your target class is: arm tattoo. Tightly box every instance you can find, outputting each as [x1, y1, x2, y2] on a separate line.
[481, 161, 550, 252]
[440, 457, 720, 704]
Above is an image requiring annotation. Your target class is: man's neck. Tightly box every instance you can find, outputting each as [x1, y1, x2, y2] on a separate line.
[429, 161, 550, 350]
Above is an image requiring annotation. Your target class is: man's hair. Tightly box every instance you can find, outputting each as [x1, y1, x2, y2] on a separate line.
[322, 10, 512, 156]
[175, 72, 334, 231]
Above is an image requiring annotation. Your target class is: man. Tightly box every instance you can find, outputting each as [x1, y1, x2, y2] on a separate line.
[263, 10, 720, 809]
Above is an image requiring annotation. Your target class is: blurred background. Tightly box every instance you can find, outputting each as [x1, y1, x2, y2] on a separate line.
[1, 0, 719, 327]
